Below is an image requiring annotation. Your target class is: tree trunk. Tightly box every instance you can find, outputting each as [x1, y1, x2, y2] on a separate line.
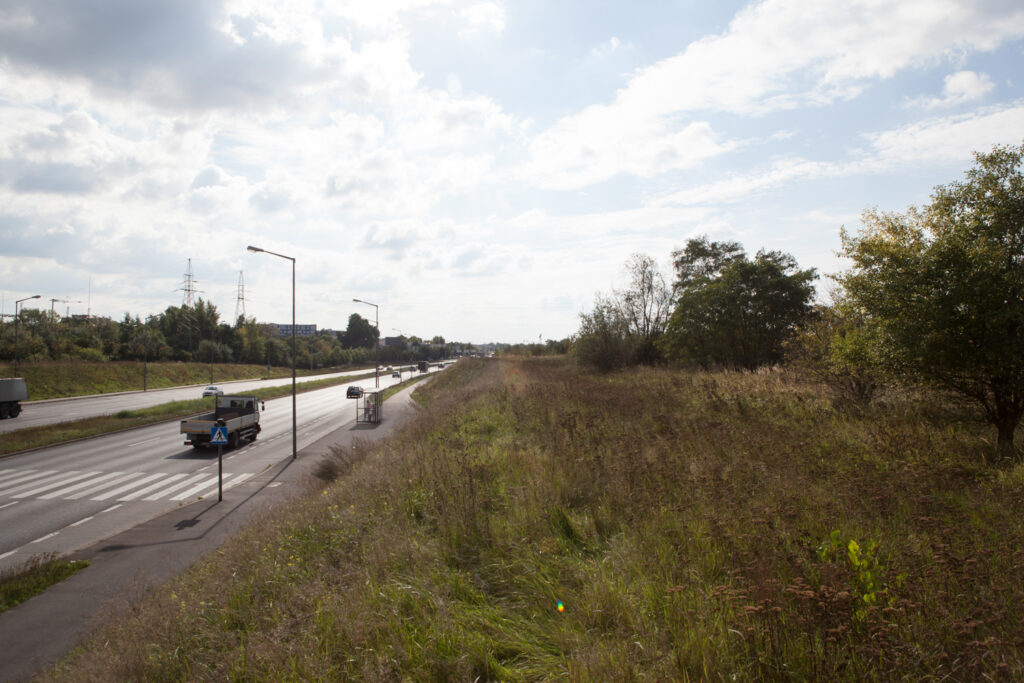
[993, 394, 1023, 461]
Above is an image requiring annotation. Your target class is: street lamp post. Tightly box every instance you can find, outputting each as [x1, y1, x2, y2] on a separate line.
[353, 298, 379, 388]
[14, 295, 41, 376]
[247, 245, 298, 460]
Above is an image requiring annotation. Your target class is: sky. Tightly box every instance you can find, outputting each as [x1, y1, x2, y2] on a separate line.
[1, 0, 1023, 344]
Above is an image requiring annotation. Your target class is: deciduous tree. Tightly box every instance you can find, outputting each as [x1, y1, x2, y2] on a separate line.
[662, 237, 816, 369]
[840, 142, 1024, 458]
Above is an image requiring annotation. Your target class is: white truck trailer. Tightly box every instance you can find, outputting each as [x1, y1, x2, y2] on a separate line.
[0, 378, 28, 419]
[181, 395, 263, 449]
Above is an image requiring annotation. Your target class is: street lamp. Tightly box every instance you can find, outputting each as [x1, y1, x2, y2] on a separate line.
[353, 298, 380, 388]
[248, 245, 298, 461]
[14, 295, 41, 376]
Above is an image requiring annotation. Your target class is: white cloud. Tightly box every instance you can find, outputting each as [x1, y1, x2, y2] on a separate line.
[866, 102, 1024, 165]
[590, 36, 624, 58]
[459, 2, 505, 35]
[524, 115, 733, 190]
[654, 103, 1024, 208]
[913, 70, 997, 108]
[522, 0, 1024, 190]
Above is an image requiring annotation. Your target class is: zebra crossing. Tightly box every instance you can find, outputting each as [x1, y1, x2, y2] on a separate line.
[0, 467, 256, 503]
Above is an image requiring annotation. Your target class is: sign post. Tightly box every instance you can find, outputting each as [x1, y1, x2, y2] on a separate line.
[211, 424, 228, 502]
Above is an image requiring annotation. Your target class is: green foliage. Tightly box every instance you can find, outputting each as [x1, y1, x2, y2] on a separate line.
[661, 236, 817, 369]
[0, 556, 89, 614]
[789, 298, 884, 404]
[572, 253, 671, 370]
[571, 296, 635, 371]
[338, 313, 378, 349]
[817, 531, 906, 621]
[840, 142, 1024, 456]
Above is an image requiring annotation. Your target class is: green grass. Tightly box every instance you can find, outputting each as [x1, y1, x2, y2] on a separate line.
[44, 357, 1024, 681]
[0, 372, 377, 457]
[0, 555, 89, 615]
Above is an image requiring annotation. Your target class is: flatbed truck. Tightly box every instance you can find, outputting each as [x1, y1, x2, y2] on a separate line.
[0, 378, 28, 419]
[181, 395, 263, 449]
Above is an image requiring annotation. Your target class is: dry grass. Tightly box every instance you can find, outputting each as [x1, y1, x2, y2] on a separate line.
[45, 357, 1024, 681]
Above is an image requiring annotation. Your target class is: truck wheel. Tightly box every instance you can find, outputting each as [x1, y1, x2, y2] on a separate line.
[0, 403, 9, 419]
[9, 403, 20, 418]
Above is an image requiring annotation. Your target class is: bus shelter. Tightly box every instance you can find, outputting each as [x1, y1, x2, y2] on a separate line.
[356, 389, 382, 424]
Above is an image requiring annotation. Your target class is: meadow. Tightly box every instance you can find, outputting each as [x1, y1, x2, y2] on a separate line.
[45, 357, 1024, 681]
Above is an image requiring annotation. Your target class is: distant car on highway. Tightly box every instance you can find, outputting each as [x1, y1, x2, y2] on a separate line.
[346, 385, 363, 398]
[202, 385, 223, 397]
[391, 371, 401, 378]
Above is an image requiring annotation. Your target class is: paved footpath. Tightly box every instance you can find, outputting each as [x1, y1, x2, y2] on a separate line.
[0, 384, 425, 682]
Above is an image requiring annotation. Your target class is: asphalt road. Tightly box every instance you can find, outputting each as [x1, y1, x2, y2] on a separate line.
[0, 365, 409, 435]
[0, 366, 435, 574]
[0, 374, 434, 683]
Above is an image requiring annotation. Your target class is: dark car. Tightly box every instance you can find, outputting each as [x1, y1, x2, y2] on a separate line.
[346, 385, 363, 398]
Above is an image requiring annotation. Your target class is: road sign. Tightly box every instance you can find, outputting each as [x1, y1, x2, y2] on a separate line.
[210, 426, 228, 445]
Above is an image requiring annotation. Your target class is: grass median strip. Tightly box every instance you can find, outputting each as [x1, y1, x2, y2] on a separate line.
[0, 555, 90, 616]
[0, 372, 378, 458]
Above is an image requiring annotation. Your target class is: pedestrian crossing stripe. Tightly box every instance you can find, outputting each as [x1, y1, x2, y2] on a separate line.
[0, 469, 256, 503]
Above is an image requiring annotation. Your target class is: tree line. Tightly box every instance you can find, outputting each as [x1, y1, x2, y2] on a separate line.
[0, 302, 472, 370]
[572, 142, 1024, 460]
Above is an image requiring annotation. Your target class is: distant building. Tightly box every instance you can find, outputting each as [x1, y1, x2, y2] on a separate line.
[275, 323, 317, 337]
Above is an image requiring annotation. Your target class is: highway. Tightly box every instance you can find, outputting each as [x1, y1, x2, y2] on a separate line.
[0, 366, 437, 574]
[0, 365, 395, 435]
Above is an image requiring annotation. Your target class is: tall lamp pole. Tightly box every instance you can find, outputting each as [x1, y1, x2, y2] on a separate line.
[353, 298, 379, 388]
[247, 245, 298, 460]
[14, 295, 41, 376]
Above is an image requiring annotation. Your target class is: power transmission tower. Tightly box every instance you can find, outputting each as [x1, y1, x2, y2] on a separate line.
[179, 258, 202, 352]
[235, 270, 247, 323]
[180, 258, 200, 308]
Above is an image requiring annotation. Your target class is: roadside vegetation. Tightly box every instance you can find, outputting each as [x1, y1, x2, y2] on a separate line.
[0, 372, 377, 457]
[0, 555, 89, 616]
[45, 357, 1024, 680]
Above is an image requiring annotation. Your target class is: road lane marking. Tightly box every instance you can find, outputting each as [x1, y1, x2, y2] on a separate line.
[40, 471, 125, 499]
[171, 475, 225, 501]
[69, 516, 94, 527]
[100, 504, 122, 514]
[0, 468, 37, 484]
[0, 550, 17, 560]
[127, 437, 161, 447]
[142, 474, 208, 501]
[195, 472, 255, 499]
[69, 472, 148, 500]
[0, 470, 57, 495]
[94, 472, 166, 501]
[30, 532, 59, 544]
[12, 471, 100, 498]
[115, 473, 187, 501]
[0, 501, 17, 510]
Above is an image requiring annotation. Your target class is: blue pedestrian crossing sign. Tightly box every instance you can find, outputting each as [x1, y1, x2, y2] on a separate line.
[210, 426, 229, 445]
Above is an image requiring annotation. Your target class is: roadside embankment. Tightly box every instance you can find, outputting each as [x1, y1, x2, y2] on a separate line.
[43, 357, 1024, 680]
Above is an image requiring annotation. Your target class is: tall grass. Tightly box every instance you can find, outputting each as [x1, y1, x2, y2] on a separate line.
[47, 357, 1024, 681]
